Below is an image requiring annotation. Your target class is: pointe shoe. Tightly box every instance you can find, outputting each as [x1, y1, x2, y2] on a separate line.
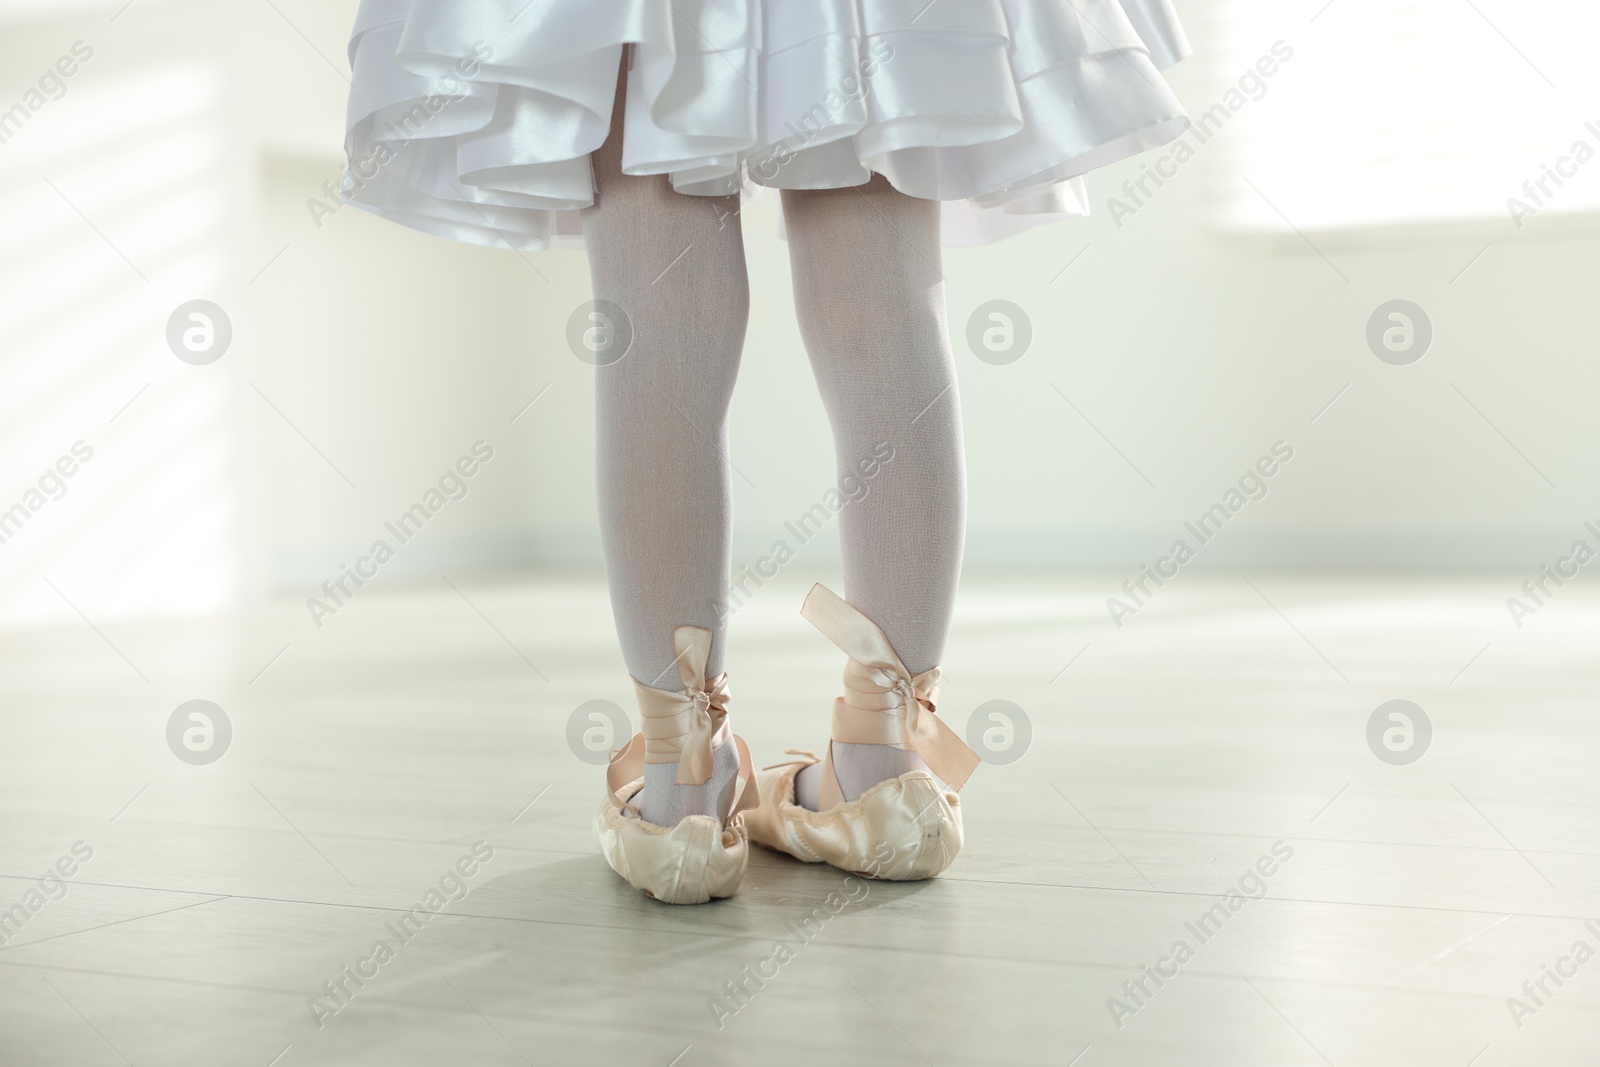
[594, 625, 759, 905]
[744, 584, 981, 880]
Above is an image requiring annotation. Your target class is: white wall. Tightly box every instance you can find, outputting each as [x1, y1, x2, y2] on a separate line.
[0, 1, 251, 625]
[3, 0, 1598, 626]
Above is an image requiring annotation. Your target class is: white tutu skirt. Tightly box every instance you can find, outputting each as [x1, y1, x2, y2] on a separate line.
[341, 0, 1191, 249]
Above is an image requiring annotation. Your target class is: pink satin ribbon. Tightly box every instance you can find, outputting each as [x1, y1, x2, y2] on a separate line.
[632, 625, 731, 786]
[801, 584, 981, 809]
[602, 624, 759, 824]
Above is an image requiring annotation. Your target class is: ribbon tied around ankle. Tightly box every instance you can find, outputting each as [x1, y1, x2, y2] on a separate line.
[840, 658, 943, 750]
[802, 584, 981, 792]
[632, 625, 732, 786]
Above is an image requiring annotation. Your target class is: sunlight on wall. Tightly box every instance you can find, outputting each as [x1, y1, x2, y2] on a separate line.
[0, 62, 233, 625]
[1205, 0, 1600, 231]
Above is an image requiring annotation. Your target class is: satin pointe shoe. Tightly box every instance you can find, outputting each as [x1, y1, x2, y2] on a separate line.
[744, 584, 980, 880]
[594, 625, 760, 904]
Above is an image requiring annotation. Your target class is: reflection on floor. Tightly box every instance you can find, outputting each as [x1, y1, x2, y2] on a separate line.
[1, 572, 1596, 1066]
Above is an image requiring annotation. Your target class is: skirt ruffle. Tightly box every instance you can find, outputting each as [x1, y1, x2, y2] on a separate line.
[341, 0, 1191, 249]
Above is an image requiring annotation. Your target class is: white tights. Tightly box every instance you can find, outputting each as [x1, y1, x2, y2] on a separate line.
[581, 64, 965, 823]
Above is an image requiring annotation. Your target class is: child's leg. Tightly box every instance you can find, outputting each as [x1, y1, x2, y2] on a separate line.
[779, 176, 967, 807]
[582, 59, 749, 826]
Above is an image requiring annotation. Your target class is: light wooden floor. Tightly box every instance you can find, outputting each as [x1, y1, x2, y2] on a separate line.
[1, 572, 1596, 1066]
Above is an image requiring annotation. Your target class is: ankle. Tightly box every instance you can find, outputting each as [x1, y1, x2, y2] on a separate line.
[630, 624, 738, 826]
[831, 741, 928, 800]
[639, 735, 740, 826]
[795, 741, 929, 811]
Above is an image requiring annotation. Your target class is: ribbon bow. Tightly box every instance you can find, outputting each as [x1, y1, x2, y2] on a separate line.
[802, 584, 981, 798]
[633, 626, 731, 786]
[890, 676, 938, 740]
[893, 674, 935, 716]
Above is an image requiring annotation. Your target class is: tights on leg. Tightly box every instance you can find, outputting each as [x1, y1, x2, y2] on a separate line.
[583, 58, 746, 826]
[780, 177, 967, 808]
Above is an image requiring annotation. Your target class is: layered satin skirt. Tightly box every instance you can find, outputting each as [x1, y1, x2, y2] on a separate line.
[341, 0, 1192, 249]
